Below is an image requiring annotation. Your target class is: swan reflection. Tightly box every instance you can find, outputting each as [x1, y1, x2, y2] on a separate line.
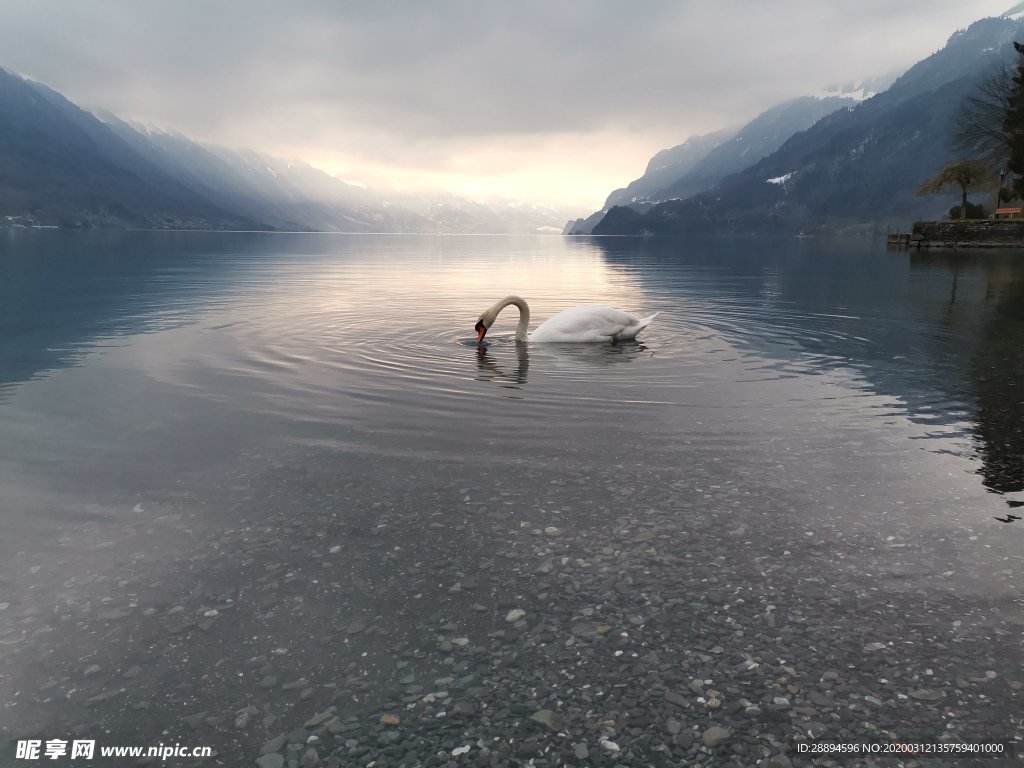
[474, 339, 649, 394]
[475, 344, 529, 391]
[532, 340, 651, 370]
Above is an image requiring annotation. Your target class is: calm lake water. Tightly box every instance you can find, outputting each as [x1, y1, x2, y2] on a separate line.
[3, 232, 1024, 532]
[1, 229, 1023, 759]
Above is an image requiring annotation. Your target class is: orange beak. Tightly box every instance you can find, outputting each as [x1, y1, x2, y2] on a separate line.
[476, 326, 487, 343]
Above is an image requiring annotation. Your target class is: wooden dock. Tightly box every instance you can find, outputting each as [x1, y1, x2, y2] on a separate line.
[887, 233, 913, 249]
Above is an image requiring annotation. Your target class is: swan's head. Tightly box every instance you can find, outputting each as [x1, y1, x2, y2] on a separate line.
[475, 296, 526, 343]
[474, 310, 495, 343]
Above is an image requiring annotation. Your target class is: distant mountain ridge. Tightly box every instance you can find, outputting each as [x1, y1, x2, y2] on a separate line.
[97, 114, 407, 232]
[0, 70, 256, 229]
[582, 12, 1024, 236]
[604, 128, 737, 209]
[0, 69, 582, 233]
[566, 93, 873, 235]
[655, 96, 867, 202]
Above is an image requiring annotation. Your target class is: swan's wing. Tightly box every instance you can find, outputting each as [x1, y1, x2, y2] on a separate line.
[529, 306, 655, 343]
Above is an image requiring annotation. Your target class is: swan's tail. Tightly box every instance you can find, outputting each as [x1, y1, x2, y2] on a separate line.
[621, 311, 659, 340]
[637, 311, 659, 328]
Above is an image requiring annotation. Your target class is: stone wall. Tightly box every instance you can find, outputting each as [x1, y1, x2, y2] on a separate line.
[911, 219, 1024, 247]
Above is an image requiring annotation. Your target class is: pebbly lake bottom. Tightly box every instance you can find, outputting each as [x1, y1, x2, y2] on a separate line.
[0, 230, 1023, 766]
[3, 444, 1022, 768]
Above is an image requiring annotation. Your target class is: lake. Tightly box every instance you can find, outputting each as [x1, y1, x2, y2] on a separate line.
[1, 229, 1022, 765]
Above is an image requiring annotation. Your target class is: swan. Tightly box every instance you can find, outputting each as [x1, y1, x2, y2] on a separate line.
[474, 295, 658, 343]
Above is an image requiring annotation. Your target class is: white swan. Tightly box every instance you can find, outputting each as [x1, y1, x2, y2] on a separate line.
[474, 295, 658, 343]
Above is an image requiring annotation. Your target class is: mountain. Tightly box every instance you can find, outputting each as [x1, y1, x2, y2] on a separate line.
[96, 115, 413, 232]
[655, 95, 867, 201]
[383, 190, 576, 234]
[566, 94, 869, 234]
[0, 69, 583, 233]
[0, 68, 257, 229]
[563, 209, 609, 235]
[592, 14, 1024, 236]
[603, 128, 737, 208]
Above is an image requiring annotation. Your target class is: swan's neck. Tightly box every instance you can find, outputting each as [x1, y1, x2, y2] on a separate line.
[494, 295, 530, 341]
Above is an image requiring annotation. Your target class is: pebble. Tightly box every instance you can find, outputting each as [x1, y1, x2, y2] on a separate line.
[505, 608, 526, 623]
[808, 691, 835, 707]
[182, 711, 208, 729]
[254, 755, 284, 768]
[702, 725, 731, 747]
[235, 708, 255, 728]
[663, 690, 687, 707]
[529, 709, 563, 731]
[303, 711, 333, 728]
[260, 734, 287, 755]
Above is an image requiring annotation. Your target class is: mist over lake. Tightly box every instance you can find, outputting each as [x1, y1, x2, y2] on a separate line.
[1, 230, 1022, 764]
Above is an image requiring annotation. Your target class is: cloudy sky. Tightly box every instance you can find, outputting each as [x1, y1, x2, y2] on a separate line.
[0, 1, 1013, 208]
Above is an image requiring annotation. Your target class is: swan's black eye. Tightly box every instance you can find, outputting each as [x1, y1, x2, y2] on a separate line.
[474, 320, 485, 332]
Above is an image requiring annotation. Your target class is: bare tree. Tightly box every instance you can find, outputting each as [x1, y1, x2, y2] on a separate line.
[915, 160, 998, 219]
[955, 64, 1014, 166]
[1005, 42, 1024, 198]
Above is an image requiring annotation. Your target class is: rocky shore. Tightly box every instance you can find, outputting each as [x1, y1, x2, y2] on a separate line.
[908, 220, 1024, 248]
[1, 456, 1021, 768]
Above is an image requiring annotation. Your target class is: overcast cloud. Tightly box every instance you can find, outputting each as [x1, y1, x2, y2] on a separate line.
[0, 1, 1013, 206]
